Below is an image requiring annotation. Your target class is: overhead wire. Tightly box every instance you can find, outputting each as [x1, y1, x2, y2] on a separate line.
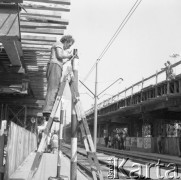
[81, 0, 142, 83]
[98, 0, 142, 61]
[82, 62, 97, 83]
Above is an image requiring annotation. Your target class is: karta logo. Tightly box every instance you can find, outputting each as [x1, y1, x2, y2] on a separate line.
[107, 158, 180, 179]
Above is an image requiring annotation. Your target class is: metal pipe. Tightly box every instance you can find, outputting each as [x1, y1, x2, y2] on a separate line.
[94, 61, 98, 151]
[57, 106, 64, 177]
[97, 77, 123, 97]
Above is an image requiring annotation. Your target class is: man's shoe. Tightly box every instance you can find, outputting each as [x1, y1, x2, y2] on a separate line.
[43, 112, 51, 121]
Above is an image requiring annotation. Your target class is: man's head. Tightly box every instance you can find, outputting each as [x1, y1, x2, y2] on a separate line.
[167, 61, 171, 65]
[60, 35, 75, 50]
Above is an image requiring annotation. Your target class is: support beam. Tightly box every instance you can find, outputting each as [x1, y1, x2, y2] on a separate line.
[0, 4, 24, 72]
[0, 98, 45, 107]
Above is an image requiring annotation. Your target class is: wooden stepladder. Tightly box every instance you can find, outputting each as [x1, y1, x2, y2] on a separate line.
[27, 67, 104, 180]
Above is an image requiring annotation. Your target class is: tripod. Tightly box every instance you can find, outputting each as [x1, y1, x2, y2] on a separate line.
[27, 64, 104, 180]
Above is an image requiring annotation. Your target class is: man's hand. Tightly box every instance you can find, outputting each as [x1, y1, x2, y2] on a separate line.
[67, 54, 73, 60]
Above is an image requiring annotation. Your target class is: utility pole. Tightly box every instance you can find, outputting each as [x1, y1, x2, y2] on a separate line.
[79, 66, 123, 152]
[94, 60, 98, 150]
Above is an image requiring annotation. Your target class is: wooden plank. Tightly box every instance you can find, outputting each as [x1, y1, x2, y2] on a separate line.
[24, 58, 49, 61]
[24, 0, 70, 5]
[22, 44, 51, 49]
[20, 21, 67, 29]
[23, 56, 50, 60]
[20, 10, 62, 18]
[0, 0, 22, 2]
[23, 2, 70, 12]
[23, 47, 51, 51]
[23, 51, 51, 55]
[21, 34, 56, 42]
[21, 40, 54, 45]
[24, 61, 49, 64]
[20, 27, 64, 35]
[20, 15, 69, 25]
[22, 47, 51, 51]
[24, 56, 50, 59]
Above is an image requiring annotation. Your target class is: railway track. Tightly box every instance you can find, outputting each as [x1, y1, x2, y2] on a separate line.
[62, 145, 94, 180]
[62, 143, 181, 180]
[62, 144, 149, 179]
[96, 146, 181, 167]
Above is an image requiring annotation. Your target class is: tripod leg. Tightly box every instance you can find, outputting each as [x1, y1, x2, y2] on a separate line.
[57, 105, 64, 177]
[27, 79, 68, 180]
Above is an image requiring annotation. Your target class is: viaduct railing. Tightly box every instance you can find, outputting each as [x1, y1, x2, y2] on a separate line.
[86, 60, 181, 116]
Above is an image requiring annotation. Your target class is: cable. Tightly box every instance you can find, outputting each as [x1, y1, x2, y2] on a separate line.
[82, 62, 97, 83]
[98, 0, 142, 60]
[81, 0, 142, 82]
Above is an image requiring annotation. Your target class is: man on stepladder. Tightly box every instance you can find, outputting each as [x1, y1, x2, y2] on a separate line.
[28, 35, 104, 179]
[43, 35, 75, 120]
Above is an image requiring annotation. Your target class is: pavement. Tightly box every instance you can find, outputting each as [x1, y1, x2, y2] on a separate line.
[9, 152, 88, 180]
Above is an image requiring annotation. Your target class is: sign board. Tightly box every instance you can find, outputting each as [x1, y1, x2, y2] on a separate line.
[143, 137, 151, 149]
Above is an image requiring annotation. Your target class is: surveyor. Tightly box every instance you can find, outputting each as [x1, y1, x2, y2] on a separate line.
[43, 35, 75, 119]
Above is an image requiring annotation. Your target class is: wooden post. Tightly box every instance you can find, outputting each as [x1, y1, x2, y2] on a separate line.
[167, 81, 170, 94]
[141, 78, 144, 102]
[24, 105, 27, 128]
[179, 80, 181, 93]
[71, 50, 78, 180]
[174, 81, 177, 93]
[0, 104, 3, 129]
[131, 86, 133, 105]
[155, 71, 158, 97]
[124, 88, 127, 106]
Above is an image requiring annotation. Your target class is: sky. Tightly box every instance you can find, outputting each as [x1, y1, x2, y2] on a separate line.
[62, 0, 181, 113]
